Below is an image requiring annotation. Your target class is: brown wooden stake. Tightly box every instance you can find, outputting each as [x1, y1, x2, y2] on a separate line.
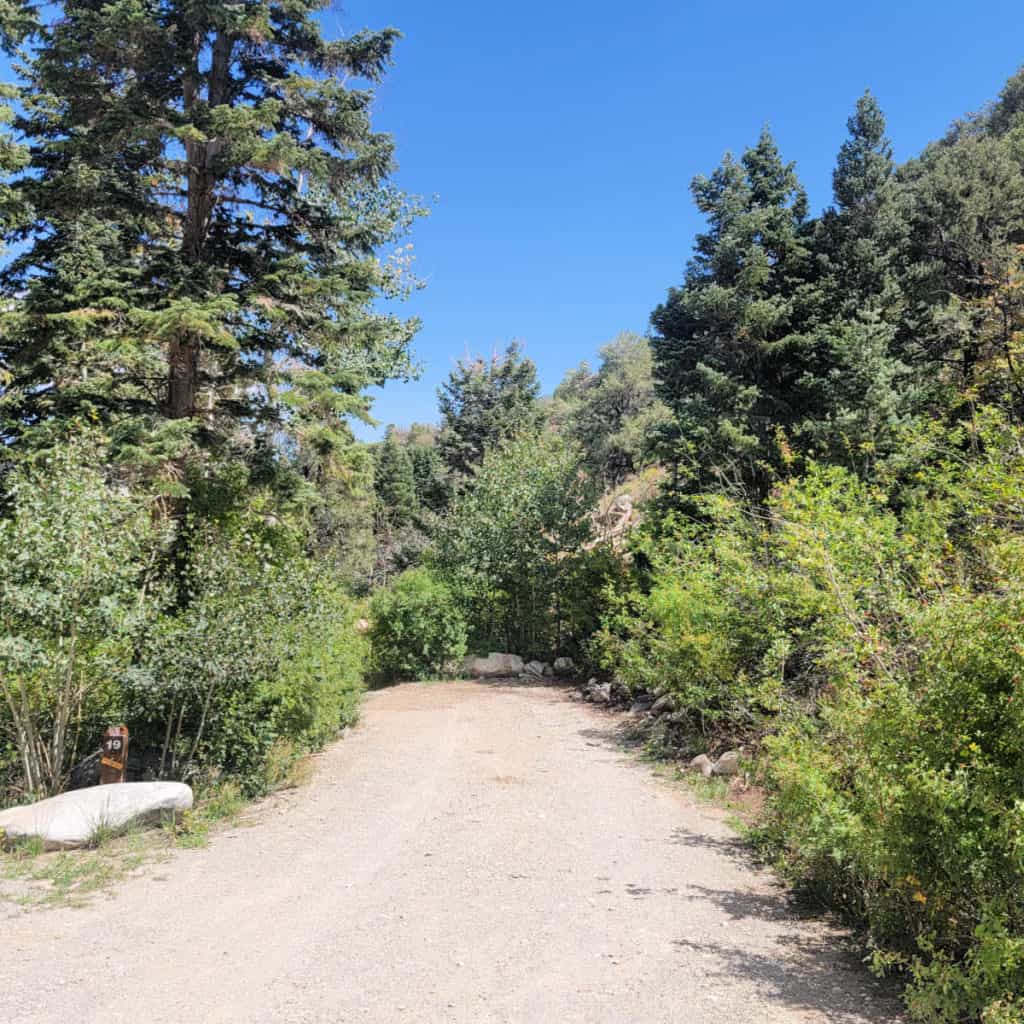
[99, 726, 130, 785]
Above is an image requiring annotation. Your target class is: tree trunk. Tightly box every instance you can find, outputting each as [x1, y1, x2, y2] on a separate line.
[165, 29, 233, 422]
[166, 334, 199, 419]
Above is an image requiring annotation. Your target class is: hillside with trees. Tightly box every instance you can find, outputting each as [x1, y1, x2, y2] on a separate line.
[366, 72, 1024, 1022]
[1, 4, 1023, 1019]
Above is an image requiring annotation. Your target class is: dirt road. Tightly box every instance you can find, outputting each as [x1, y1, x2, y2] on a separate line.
[1, 681, 903, 1023]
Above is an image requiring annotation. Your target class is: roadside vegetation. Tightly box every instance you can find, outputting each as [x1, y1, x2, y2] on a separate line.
[0, 3, 1022, 1018]
[364, 77, 1024, 1021]
[0, 1, 408, 806]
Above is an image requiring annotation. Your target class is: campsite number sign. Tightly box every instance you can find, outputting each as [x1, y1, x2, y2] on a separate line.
[100, 725, 130, 785]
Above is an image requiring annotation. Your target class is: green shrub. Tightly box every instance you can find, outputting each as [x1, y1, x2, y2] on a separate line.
[0, 433, 165, 799]
[270, 579, 367, 747]
[431, 432, 596, 657]
[369, 567, 467, 681]
[126, 526, 368, 795]
[0, 443, 370, 804]
[596, 419, 1024, 1020]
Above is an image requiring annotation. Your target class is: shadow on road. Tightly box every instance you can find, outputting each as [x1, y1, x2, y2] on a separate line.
[571, 700, 906, 1022]
[672, 931, 903, 1023]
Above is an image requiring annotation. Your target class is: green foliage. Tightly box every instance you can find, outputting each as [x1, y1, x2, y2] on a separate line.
[550, 332, 672, 488]
[0, 432, 369, 803]
[650, 129, 812, 496]
[756, 415, 1024, 1023]
[408, 441, 452, 514]
[375, 427, 418, 529]
[369, 567, 467, 681]
[128, 523, 367, 794]
[432, 433, 597, 658]
[0, 432, 164, 797]
[0, 1, 424, 514]
[437, 341, 543, 479]
[597, 411, 1024, 1021]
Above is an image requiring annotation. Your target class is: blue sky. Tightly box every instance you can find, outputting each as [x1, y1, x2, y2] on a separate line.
[330, 0, 1024, 436]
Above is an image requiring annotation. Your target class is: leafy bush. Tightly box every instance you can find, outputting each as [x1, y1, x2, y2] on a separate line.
[369, 567, 467, 681]
[127, 525, 368, 795]
[759, 421, 1024, 1022]
[0, 435, 370, 803]
[0, 435, 164, 798]
[597, 416, 1024, 1021]
[432, 433, 597, 657]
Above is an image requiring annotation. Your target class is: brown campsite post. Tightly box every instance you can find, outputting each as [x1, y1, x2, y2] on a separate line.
[99, 725, 130, 785]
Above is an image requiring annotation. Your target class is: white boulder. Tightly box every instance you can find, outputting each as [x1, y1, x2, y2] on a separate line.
[553, 657, 576, 676]
[688, 754, 714, 777]
[0, 782, 193, 850]
[461, 653, 525, 678]
[524, 660, 546, 677]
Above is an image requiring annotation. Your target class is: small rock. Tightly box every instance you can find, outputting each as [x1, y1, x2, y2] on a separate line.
[583, 679, 612, 703]
[524, 660, 546, 678]
[542, 663, 554, 677]
[711, 750, 742, 776]
[688, 754, 714, 777]
[609, 679, 631, 703]
[553, 657, 576, 676]
[650, 693, 675, 715]
[612, 493, 633, 514]
[629, 698, 653, 714]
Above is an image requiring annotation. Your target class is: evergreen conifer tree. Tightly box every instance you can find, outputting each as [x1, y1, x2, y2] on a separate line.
[0, 2, 423, 507]
[798, 93, 911, 471]
[437, 341, 543, 479]
[650, 130, 812, 496]
[375, 427, 417, 529]
[408, 442, 450, 514]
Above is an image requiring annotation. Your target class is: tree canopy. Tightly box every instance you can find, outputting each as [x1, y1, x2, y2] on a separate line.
[0, 0, 423, 513]
[437, 341, 543, 479]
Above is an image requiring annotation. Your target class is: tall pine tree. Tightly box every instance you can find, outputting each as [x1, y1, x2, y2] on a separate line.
[437, 341, 543, 479]
[0, 2, 423, 507]
[650, 130, 812, 496]
[797, 92, 911, 471]
[375, 426, 417, 529]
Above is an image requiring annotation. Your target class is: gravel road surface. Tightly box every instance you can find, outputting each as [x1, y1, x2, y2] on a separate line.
[0, 680, 904, 1023]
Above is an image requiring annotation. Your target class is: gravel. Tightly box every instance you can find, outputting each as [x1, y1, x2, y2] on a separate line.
[0, 680, 904, 1023]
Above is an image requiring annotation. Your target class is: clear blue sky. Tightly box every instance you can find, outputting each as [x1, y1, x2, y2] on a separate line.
[330, 0, 1024, 436]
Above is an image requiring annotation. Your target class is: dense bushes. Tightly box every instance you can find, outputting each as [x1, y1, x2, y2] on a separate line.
[595, 415, 1024, 1021]
[0, 435, 370, 803]
[128, 534, 368, 794]
[431, 433, 597, 658]
[0, 437, 163, 797]
[368, 567, 466, 681]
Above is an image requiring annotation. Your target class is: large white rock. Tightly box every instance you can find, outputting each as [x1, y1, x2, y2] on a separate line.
[0, 782, 193, 850]
[553, 657, 576, 676]
[461, 653, 525, 678]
